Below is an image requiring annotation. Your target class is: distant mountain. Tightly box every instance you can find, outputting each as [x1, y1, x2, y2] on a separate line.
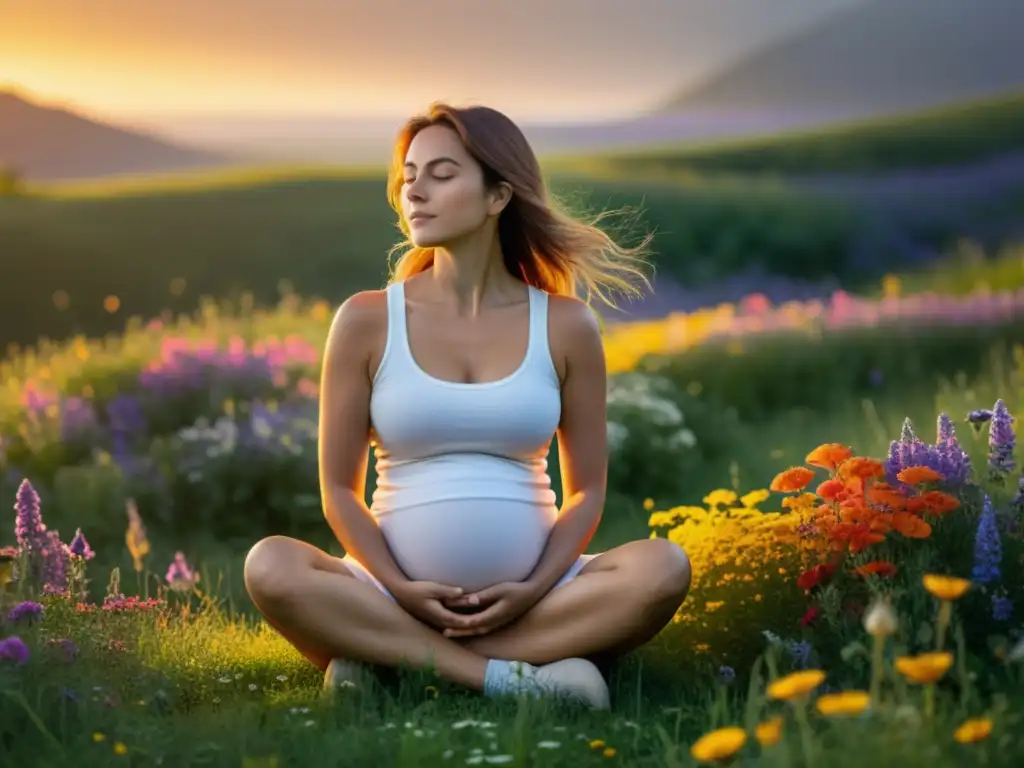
[0, 89, 244, 181]
[658, 0, 1024, 117]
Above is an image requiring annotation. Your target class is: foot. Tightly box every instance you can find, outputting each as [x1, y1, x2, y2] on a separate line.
[528, 658, 611, 710]
[323, 658, 372, 693]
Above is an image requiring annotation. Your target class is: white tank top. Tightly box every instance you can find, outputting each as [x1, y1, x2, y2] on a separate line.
[365, 280, 563, 590]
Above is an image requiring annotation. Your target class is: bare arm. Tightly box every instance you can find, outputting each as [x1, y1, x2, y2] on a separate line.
[524, 297, 608, 595]
[317, 292, 410, 595]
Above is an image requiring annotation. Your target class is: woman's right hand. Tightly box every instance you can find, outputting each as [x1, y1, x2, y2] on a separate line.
[393, 580, 472, 632]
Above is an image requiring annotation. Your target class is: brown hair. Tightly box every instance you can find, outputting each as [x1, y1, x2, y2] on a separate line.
[385, 102, 653, 308]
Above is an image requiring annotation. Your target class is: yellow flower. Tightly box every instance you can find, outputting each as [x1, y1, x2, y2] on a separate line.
[603, 747, 617, 758]
[922, 574, 971, 601]
[690, 727, 747, 764]
[740, 489, 771, 508]
[703, 489, 738, 508]
[643, 498, 655, 511]
[113, 742, 128, 756]
[92, 733, 106, 742]
[589, 739, 606, 749]
[815, 691, 870, 717]
[766, 670, 826, 702]
[953, 717, 993, 744]
[754, 716, 783, 746]
[895, 652, 954, 685]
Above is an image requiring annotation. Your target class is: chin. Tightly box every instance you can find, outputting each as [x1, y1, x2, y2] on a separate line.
[409, 226, 459, 249]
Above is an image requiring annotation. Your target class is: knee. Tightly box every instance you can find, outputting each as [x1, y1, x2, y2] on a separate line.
[244, 535, 300, 605]
[645, 538, 691, 607]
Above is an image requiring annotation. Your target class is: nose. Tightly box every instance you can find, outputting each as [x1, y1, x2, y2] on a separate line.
[404, 177, 427, 203]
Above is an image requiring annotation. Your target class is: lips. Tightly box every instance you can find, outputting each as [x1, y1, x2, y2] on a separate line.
[409, 212, 435, 222]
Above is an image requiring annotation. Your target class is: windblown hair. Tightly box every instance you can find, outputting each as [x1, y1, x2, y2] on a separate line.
[385, 102, 653, 308]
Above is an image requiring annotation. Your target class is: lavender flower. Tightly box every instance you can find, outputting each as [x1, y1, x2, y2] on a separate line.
[988, 400, 1017, 476]
[6, 601, 43, 623]
[67, 528, 94, 560]
[41, 530, 68, 592]
[993, 594, 1013, 622]
[14, 479, 46, 551]
[972, 493, 1002, 584]
[935, 411, 972, 485]
[0, 636, 29, 665]
[165, 552, 199, 592]
[967, 409, 994, 426]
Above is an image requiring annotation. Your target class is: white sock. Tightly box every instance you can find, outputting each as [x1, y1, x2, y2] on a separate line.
[483, 659, 540, 697]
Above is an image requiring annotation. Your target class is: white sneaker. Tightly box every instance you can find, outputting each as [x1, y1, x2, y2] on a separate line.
[530, 658, 611, 710]
[323, 658, 371, 692]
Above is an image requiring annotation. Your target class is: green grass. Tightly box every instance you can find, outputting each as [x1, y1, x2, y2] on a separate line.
[552, 91, 1024, 178]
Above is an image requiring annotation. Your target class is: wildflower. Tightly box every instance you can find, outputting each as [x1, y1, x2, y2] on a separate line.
[796, 564, 834, 591]
[0, 636, 30, 665]
[67, 528, 95, 560]
[799, 607, 819, 627]
[816, 691, 870, 717]
[690, 727, 747, 764]
[897, 466, 944, 485]
[717, 666, 736, 686]
[92, 732, 106, 742]
[754, 716, 783, 746]
[740, 489, 770, 508]
[805, 443, 852, 470]
[602, 748, 617, 758]
[894, 652, 953, 684]
[589, 739, 605, 749]
[6, 601, 43, 623]
[972, 494, 1002, 584]
[936, 413, 972, 485]
[953, 718, 993, 744]
[863, 600, 899, 637]
[838, 457, 886, 481]
[165, 551, 200, 592]
[967, 409, 994, 426]
[703, 489, 738, 508]
[766, 670, 825, 701]
[41, 530, 68, 591]
[987, 400, 1016, 475]
[14, 479, 46, 551]
[922, 574, 971, 601]
[853, 561, 898, 579]
[770, 467, 815, 493]
[643, 498, 655, 511]
[124, 499, 150, 572]
[113, 742, 128, 755]
[992, 594, 1013, 621]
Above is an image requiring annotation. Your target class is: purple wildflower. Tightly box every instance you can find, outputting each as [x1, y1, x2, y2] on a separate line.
[993, 594, 1013, 622]
[47, 638, 79, 661]
[165, 552, 199, 592]
[0, 636, 29, 665]
[6, 601, 43, 624]
[717, 665, 736, 686]
[988, 400, 1017, 476]
[967, 409, 994, 426]
[14, 479, 46, 551]
[41, 530, 68, 592]
[972, 493, 1002, 584]
[67, 528, 94, 560]
[935, 411, 972, 485]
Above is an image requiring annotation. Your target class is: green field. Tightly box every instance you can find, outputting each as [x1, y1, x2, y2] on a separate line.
[552, 91, 1024, 178]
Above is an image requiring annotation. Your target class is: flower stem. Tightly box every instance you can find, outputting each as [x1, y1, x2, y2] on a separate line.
[935, 601, 952, 650]
[924, 684, 935, 719]
[793, 701, 816, 768]
[870, 634, 885, 707]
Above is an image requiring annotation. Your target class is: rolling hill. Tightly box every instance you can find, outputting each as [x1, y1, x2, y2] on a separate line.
[658, 0, 1024, 117]
[0, 89, 246, 181]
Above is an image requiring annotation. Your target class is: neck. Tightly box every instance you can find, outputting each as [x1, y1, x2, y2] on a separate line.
[427, 233, 519, 314]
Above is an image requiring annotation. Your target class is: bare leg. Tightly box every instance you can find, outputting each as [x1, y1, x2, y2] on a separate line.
[461, 538, 691, 665]
[243, 535, 489, 690]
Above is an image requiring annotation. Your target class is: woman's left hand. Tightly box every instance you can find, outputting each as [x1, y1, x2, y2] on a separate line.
[440, 581, 542, 638]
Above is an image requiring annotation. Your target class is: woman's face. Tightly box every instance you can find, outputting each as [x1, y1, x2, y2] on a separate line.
[400, 124, 509, 248]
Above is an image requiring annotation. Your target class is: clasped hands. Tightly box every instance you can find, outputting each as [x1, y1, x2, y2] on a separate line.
[393, 579, 542, 638]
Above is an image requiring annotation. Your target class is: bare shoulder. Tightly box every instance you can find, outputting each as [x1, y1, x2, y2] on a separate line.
[547, 294, 605, 381]
[324, 290, 389, 372]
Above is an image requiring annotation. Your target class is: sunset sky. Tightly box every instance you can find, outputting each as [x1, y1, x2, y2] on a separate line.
[1, 0, 865, 123]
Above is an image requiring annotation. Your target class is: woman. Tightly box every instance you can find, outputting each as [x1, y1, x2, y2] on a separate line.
[243, 103, 691, 710]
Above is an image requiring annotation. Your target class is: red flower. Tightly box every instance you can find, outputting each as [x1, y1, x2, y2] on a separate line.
[796, 563, 835, 591]
[800, 607, 820, 627]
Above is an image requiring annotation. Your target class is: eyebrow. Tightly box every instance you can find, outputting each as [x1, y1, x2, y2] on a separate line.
[403, 156, 461, 171]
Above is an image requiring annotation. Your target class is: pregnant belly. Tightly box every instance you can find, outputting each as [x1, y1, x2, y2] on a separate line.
[376, 499, 557, 592]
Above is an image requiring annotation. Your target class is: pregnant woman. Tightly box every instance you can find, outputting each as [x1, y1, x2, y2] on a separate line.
[244, 102, 691, 709]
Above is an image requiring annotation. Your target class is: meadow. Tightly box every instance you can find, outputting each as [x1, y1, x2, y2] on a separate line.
[1, 271, 1024, 766]
[5, 92, 1024, 348]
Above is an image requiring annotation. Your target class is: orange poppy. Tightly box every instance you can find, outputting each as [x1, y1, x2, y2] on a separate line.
[891, 512, 932, 539]
[806, 443, 854, 470]
[838, 457, 886, 480]
[797, 563, 835, 590]
[771, 467, 816, 493]
[919, 491, 960, 515]
[853, 561, 898, 578]
[817, 479, 847, 501]
[829, 522, 886, 553]
[897, 466, 945, 485]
